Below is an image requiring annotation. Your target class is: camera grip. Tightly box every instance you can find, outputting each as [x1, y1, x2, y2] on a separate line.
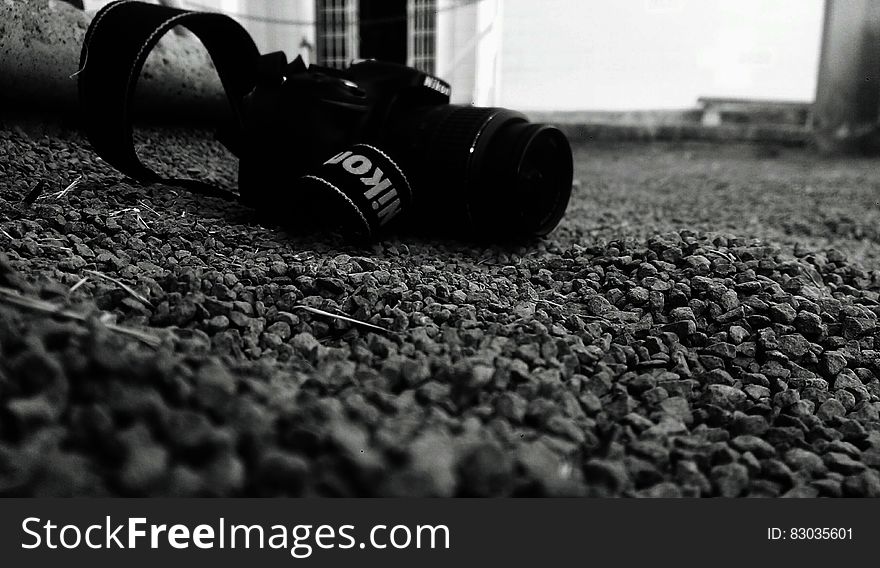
[299, 144, 412, 240]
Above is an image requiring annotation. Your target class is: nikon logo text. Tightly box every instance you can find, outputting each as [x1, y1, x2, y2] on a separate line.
[325, 150, 402, 225]
[423, 76, 451, 97]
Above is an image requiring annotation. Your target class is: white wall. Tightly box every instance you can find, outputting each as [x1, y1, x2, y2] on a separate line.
[436, 0, 503, 105]
[213, 0, 315, 63]
[499, 0, 825, 111]
[84, 0, 315, 63]
[84, 0, 824, 111]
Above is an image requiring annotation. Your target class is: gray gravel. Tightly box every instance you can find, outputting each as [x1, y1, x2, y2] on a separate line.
[1, 122, 880, 496]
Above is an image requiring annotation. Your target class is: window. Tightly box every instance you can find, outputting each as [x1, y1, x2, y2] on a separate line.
[315, 0, 358, 68]
[408, 0, 436, 74]
[316, 0, 436, 72]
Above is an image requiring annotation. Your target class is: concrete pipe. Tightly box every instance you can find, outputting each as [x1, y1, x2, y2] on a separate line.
[0, 0, 228, 123]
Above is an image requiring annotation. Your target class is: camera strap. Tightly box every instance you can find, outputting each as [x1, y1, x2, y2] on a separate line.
[77, 0, 260, 195]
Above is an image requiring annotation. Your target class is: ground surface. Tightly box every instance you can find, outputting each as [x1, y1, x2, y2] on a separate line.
[2, 123, 880, 496]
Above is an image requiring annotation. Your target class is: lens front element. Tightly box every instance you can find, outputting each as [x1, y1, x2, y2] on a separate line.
[475, 119, 574, 238]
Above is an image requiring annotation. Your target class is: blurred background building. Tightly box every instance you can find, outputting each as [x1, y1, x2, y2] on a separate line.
[82, 0, 823, 110]
[71, 0, 877, 152]
[82, 0, 503, 106]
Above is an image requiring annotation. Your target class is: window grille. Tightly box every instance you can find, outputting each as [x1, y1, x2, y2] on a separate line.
[315, 0, 358, 68]
[408, 0, 437, 74]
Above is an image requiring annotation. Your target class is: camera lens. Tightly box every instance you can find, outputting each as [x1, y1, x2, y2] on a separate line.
[387, 105, 573, 239]
[476, 119, 573, 237]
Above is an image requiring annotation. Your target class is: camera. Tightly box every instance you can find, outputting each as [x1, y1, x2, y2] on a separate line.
[77, 0, 573, 242]
[237, 55, 574, 241]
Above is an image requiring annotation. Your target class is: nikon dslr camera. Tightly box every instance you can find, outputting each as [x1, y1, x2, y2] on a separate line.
[78, 1, 574, 241]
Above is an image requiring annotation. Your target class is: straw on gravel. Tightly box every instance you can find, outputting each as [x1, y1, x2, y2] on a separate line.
[0, 286, 162, 348]
[84, 269, 153, 307]
[1, 123, 880, 497]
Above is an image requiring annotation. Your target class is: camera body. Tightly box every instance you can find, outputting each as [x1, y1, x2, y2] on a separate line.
[238, 55, 573, 240]
[238, 56, 446, 236]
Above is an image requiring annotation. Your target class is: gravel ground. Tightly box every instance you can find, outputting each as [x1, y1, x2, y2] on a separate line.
[2, 122, 880, 497]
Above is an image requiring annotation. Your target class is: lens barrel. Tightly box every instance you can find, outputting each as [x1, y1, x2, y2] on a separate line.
[387, 104, 573, 239]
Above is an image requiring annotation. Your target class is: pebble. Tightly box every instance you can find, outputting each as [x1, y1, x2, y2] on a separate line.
[784, 448, 827, 477]
[823, 452, 866, 475]
[730, 435, 775, 458]
[777, 334, 811, 359]
[769, 303, 797, 324]
[711, 463, 749, 497]
[583, 459, 632, 495]
[833, 369, 863, 391]
[794, 311, 825, 336]
[292, 332, 321, 356]
[703, 385, 747, 409]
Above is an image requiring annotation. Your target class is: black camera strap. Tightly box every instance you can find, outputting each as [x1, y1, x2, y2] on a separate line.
[77, 0, 260, 195]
